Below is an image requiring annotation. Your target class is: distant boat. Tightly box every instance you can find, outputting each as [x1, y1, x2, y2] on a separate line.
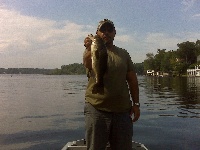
[62, 139, 148, 150]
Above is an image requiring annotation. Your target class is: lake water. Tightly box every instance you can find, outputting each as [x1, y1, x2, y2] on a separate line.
[0, 75, 199, 150]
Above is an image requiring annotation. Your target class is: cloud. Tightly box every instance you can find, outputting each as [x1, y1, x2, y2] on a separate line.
[179, 32, 200, 41]
[181, 0, 197, 11]
[145, 33, 181, 51]
[115, 35, 135, 43]
[104, 30, 200, 63]
[0, 6, 93, 68]
[142, 31, 200, 56]
[1, 4, 200, 67]
[192, 14, 200, 18]
[0, 6, 138, 68]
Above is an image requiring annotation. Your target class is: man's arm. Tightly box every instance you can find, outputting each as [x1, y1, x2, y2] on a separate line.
[83, 37, 92, 69]
[126, 71, 140, 122]
[83, 49, 92, 69]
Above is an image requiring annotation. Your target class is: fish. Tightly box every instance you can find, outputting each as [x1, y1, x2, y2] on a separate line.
[89, 34, 108, 94]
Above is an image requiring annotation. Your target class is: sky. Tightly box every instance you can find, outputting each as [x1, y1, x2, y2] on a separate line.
[0, 0, 200, 69]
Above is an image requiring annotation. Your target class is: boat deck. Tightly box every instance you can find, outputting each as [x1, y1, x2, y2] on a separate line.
[62, 139, 148, 150]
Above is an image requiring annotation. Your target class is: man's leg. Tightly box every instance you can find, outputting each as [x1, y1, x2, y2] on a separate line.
[84, 102, 112, 150]
[109, 112, 133, 150]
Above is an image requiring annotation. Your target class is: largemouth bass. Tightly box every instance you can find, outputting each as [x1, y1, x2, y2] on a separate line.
[89, 34, 108, 94]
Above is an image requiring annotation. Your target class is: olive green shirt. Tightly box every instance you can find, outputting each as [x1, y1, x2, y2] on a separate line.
[85, 46, 135, 112]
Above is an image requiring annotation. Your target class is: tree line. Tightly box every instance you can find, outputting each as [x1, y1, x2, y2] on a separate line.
[50, 62, 145, 75]
[0, 68, 54, 74]
[51, 63, 144, 75]
[143, 40, 200, 76]
[2, 40, 199, 76]
[51, 63, 86, 75]
[0, 64, 86, 75]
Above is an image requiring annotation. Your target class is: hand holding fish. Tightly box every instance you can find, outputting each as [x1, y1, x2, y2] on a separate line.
[84, 35, 93, 50]
[83, 35, 94, 69]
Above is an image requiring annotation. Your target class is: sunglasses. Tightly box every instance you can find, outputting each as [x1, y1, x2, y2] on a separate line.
[99, 26, 114, 33]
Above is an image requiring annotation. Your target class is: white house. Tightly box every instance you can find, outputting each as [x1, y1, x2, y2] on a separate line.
[187, 65, 200, 77]
[146, 70, 155, 76]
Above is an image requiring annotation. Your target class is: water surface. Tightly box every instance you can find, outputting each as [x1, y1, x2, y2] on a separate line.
[0, 75, 199, 150]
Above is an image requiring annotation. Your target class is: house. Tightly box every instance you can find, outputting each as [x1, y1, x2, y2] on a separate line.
[146, 70, 155, 76]
[187, 65, 200, 77]
[187, 55, 200, 77]
[146, 70, 169, 77]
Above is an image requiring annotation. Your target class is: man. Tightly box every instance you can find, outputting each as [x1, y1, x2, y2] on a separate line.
[83, 19, 140, 150]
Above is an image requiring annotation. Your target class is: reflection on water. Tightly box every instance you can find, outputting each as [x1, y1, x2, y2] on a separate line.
[144, 76, 200, 118]
[0, 75, 199, 150]
[0, 75, 87, 150]
[136, 76, 200, 150]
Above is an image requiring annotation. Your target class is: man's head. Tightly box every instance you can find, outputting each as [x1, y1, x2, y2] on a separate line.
[96, 19, 116, 47]
[97, 19, 115, 32]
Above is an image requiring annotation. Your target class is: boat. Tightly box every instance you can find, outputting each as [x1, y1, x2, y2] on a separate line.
[62, 139, 148, 150]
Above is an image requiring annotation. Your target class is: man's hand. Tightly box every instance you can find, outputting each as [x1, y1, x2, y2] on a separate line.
[84, 37, 92, 50]
[130, 105, 140, 122]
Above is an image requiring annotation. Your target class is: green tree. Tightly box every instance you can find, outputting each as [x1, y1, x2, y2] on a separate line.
[161, 50, 172, 72]
[177, 41, 196, 65]
[169, 50, 178, 71]
[51, 68, 62, 75]
[154, 49, 166, 71]
[134, 63, 144, 75]
[60, 63, 86, 75]
[196, 40, 200, 56]
[144, 53, 154, 72]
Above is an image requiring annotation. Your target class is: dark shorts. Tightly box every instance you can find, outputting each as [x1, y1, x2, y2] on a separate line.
[84, 102, 133, 150]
